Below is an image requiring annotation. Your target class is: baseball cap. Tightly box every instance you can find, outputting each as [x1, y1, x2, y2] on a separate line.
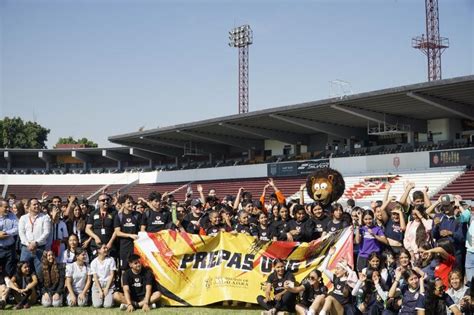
[191, 199, 202, 207]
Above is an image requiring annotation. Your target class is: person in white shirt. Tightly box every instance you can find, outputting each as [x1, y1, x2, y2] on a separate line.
[46, 205, 68, 263]
[61, 234, 90, 265]
[65, 248, 91, 307]
[18, 198, 51, 277]
[90, 244, 116, 308]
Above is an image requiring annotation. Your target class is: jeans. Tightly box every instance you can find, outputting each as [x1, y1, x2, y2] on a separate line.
[0, 244, 17, 276]
[20, 245, 45, 278]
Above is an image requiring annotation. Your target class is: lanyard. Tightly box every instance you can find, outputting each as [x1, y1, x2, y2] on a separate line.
[29, 215, 38, 233]
[100, 211, 107, 228]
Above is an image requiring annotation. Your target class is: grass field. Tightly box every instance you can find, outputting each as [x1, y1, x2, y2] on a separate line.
[2, 305, 262, 314]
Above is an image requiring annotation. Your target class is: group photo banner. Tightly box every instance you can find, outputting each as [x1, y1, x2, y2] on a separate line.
[134, 227, 353, 306]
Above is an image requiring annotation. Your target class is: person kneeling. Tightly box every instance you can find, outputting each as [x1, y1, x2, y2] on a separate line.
[65, 248, 91, 307]
[113, 254, 161, 312]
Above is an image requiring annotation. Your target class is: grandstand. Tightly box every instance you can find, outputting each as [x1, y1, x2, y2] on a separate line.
[1, 75, 474, 203]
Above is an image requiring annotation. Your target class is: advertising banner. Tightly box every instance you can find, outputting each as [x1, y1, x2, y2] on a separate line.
[134, 227, 353, 306]
[267, 159, 330, 177]
[430, 148, 474, 167]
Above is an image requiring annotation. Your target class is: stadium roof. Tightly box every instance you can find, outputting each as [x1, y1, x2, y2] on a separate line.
[109, 75, 474, 156]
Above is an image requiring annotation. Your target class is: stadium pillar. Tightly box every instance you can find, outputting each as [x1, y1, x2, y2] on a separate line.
[3, 152, 11, 171]
[209, 153, 213, 165]
[407, 131, 415, 144]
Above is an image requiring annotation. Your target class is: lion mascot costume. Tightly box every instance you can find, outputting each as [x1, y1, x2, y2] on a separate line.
[306, 168, 345, 207]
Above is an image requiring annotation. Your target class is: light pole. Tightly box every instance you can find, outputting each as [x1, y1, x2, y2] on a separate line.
[229, 25, 253, 114]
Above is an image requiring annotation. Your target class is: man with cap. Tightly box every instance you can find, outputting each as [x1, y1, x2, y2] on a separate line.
[432, 194, 465, 268]
[182, 199, 204, 234]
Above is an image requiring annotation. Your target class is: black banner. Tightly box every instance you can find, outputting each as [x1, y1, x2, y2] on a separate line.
[267, 159, 330, 177]
[430, 148, 474, 168]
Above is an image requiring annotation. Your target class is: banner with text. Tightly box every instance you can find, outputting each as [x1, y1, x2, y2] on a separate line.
[134, 227, 353, 306]
[267, 159, 330, 177]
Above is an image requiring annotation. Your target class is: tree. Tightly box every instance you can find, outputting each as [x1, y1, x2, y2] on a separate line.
[56, 137, 98, 148]
[0, 117, 50, 149]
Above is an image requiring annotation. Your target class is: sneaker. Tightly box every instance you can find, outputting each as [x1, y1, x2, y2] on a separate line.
[245, 302, 252, 308]
[276, 312, 289, 315]
[231, 300, 239, 307]
[23, 304, 31, 309]
[222, 301, 229, 306]
[261, 311, 269, 315]
[0, 300, 6, 310]
[151, 303, 157, 309]
[120, 303, 128, 311]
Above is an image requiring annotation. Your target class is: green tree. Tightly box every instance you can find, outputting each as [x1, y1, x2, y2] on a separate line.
[0, 117, 50, 148]
[56, 136, 98, 148]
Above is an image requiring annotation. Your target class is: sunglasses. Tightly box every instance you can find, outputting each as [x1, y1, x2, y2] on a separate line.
[99, 199, 110, 202]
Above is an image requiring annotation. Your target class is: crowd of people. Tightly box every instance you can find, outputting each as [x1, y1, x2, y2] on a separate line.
[0, 177, 474, 314]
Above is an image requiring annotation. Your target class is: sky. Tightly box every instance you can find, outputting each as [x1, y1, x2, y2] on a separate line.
[0, 0, 472, 148]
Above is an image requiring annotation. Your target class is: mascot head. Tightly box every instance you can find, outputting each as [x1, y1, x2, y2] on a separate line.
[306, 168, 345, 206]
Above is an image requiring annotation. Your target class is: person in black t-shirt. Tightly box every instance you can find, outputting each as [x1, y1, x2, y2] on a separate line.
[205, 210, 229, 236]
[270, 206, 293, 241]
[285, 269, 327, 315]
[257, 259, 296, 314]
[138, 198, 171, 233]
[323, 203, 349, 237]
[311, 202, 330, 240]
[285, 206, 314, 242]
[233, 211, 252, 235]
[114, 195, 142, 271]
[251, 212, 274, 242]
[181, 199, 204, 234]
[85, 194, 117, 257]
[113, 254, 161, 312]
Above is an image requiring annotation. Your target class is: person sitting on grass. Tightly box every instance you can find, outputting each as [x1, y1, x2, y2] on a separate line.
[9, 261, 39, 309]
[113, 254, 161, 312]
[40, 250, 65, 307]
[257, 258, 297, 315]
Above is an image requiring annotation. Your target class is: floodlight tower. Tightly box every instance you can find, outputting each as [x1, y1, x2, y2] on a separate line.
[412, 0, 449, 81]
[229, 25, 253, 114]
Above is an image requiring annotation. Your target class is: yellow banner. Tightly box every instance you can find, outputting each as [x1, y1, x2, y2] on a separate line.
[134, 228, 353, 306]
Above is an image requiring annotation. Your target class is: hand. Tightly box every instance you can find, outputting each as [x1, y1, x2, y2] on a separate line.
[69, 294, 77, 306]
[372, 273, 380, 285]
[82, 238, 91, 249]
[129, 234, 139, 240]
[394, 267, 402, 280]
[359, 272, 367, 282]
[138, 197, 147, 203]
[197, 184, 203, 193]
[127, 304, 135, 312]
[263, 184, 270, 191]
[434, 216, 441, 225]
[274, 293, 282, 301]
[367, 228, 374, 235]
[95, 236, 102, 245]
[41, 191, 49, 201]
[238, 187, 244, 194]
[142, 303, 150, 312]
[78, 292, 86, 302]
[423, 186, 429, 193]
[68, 195, 76, 203]
[328, 246, 336, 256]
[268, 178, 275, 187]
[27, 242, 37, 251]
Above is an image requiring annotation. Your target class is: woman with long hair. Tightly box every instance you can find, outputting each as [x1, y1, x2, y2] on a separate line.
[9, 261, 38, 309]
[66, 203, 91, 248]
[61, 233, 90, 265]
[40, 250, 64, 307]
[403, 206, 433, 261]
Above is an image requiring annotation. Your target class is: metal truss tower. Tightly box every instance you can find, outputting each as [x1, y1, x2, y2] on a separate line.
[229, 25, 253, 114]
[412, 0, 449, 81]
